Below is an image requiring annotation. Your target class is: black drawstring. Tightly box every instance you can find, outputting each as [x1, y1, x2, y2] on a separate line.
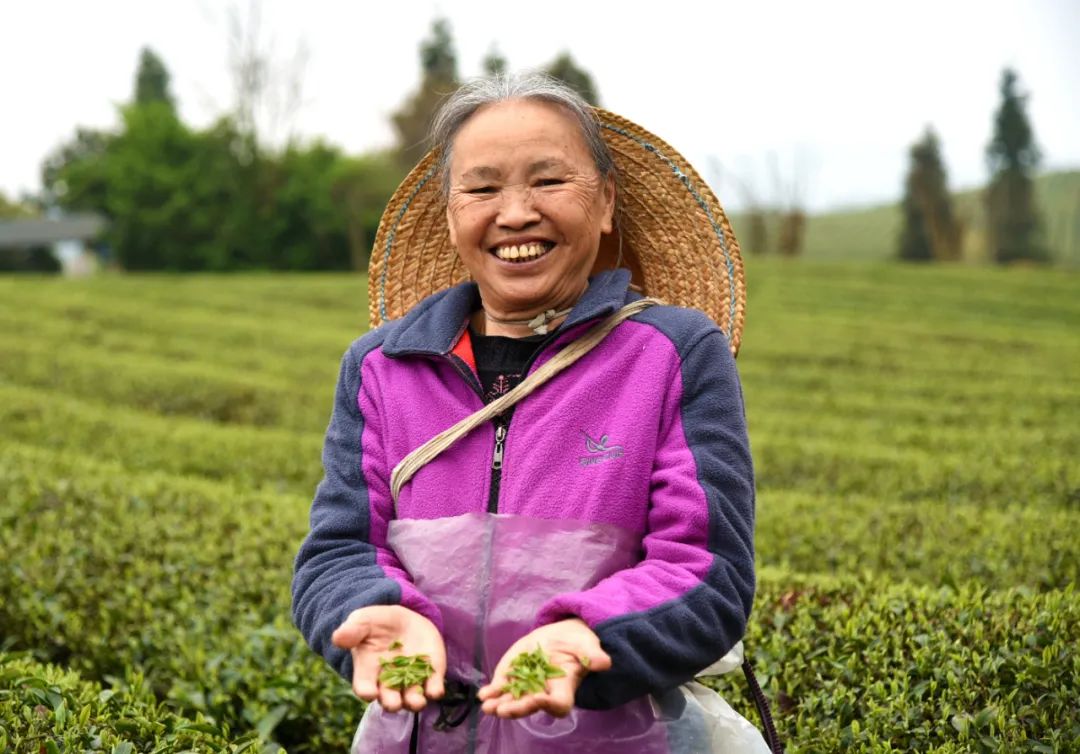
[433, 679, 477, 731]
[409, 679, 478, 754]
[409, 711, 420, 754]
[741, 659, 784, 753]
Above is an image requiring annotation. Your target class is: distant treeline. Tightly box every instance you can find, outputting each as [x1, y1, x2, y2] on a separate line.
[11, 19, 599, 272]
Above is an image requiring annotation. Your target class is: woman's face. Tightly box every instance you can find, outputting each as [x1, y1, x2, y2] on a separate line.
[445, 98, 616, 317]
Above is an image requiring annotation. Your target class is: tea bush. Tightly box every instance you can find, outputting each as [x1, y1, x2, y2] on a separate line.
[0, 383, 322, 495]
[0, 653, 256, 752]
[2, 442, 1077, 751]
[0, 444, 358, 753]
[1, 261, 1077, 751]
[0, 336, 327, 431]
[716, 571, 1080, 753]
[757, 490, 1080, 590]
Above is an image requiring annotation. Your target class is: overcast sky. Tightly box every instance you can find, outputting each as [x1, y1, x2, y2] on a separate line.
[3, 0, 1078, 212]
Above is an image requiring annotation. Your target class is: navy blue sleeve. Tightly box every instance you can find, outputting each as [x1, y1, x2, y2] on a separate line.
[291, 339, 440, 682]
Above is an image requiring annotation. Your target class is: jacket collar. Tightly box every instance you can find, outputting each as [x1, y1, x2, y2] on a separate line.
[381, 268, 633, 357]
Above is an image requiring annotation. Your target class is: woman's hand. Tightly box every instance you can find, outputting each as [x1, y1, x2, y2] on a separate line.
[332, 605, 446, 713]
[477, 618, 611, 719]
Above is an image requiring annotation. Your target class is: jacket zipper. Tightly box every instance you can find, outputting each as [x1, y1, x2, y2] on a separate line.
[445, 351, 508, 513]
[487, 421, 507, 513]
[492, 423, 507, 472]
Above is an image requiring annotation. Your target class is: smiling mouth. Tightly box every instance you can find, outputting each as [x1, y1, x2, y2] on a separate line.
[489, 241, 556, 263]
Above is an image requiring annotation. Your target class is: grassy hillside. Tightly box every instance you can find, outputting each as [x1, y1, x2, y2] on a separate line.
[734, 170, 1080, 267]
[0, 262, 1077, 752]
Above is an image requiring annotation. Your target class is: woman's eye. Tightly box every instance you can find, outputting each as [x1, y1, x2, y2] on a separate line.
[467, 186, 496, 195]
[536, 178, 565, 187]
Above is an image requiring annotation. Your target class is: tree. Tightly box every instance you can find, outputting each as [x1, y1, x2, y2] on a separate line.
[392, 18, 460, 168]
[708, 158, 768, 255]
[544, 52, 600, 106]
[225, 0, 309, 160]
[985, 68, 1047, 263]
[482, 45, 508, 77]
[134, 47, 175, 109]
[38, 38, 382, 273]
[769, 152, 808, 257]
[41, 127, 112, 210]
[898, 127, 962, 262]
[420, 18, 457, 82]
[331, 152, 405, 270]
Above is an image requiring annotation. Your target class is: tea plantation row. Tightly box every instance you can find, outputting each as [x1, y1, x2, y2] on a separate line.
[1, 259, 1077, 751]
[2, 443, 1075, 752]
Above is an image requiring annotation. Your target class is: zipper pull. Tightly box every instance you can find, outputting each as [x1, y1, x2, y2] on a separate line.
[492, 423, 507, 471]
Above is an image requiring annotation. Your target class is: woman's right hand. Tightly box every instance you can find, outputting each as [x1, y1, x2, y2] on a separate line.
[332, 605, 447, 713]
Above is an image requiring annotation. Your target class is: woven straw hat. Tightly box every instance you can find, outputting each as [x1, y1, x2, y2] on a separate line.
[368, 107, 746, 356]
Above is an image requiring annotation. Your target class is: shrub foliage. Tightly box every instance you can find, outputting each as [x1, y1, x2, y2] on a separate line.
[0, 262, 1076, 751]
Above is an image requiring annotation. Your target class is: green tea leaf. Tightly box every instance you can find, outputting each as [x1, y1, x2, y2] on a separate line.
[503, 646, 567, 699]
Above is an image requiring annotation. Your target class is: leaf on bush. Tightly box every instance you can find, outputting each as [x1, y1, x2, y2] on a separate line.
[255, 704, 290, 740]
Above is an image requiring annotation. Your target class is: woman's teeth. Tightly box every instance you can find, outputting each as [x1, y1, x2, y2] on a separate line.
[494, 242, 551, 262]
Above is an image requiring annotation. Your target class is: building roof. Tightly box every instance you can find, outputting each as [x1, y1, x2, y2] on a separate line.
[0, 214, 105, 248]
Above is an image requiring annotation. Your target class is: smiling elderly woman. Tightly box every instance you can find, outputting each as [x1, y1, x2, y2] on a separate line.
[292, 74, 771, 753]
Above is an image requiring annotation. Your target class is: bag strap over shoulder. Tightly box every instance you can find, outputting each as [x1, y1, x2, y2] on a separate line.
[390, 297, 661, 505]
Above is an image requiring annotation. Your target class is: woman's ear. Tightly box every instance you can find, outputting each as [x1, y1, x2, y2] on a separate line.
[600, 173, 616, 235]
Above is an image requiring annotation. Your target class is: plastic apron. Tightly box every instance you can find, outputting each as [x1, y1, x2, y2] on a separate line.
[351, 513, 770, 753]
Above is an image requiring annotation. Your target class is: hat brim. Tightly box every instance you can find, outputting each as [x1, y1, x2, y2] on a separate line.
[368, 107, 746, 356]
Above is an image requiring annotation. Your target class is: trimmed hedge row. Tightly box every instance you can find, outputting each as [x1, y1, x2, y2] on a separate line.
[741, 258, 1080, 331]
[0, 272, 368, 324]
[0, 444, 357, 753]
[756, 490, 1080, 590]
[4, 376, 1074, 514]
[0, 653, 256, 753]
[745, 381, 1078, 434]
[0, 308, 344, 387]
[3, 264, 1078, 751]
[0, 337, 332, 433]
[0, 284, 359, 361]
[718, 570, 1080, 753]
[752, 432, 1076, 508]
[2, 443, 1078, 752]
[0, 383, 322, 495]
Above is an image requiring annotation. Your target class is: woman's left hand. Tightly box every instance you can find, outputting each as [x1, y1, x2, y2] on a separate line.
[477, 618, 611, 719]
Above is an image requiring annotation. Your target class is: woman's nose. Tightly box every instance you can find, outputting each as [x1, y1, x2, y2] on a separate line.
[495, 187, 541, 229]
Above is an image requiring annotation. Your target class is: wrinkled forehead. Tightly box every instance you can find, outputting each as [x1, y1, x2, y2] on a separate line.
[448, 99, 596, 177]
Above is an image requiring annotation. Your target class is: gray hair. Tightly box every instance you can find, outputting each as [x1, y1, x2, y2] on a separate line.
[430, 72, 616, 195]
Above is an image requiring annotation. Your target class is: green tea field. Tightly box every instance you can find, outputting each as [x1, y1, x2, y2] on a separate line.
[1, 260, 1078, 752]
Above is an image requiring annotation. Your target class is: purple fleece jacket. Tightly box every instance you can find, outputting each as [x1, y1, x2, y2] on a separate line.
[291, 269, 756, 710]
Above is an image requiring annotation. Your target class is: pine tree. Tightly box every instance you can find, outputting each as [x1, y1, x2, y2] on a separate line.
[898, 127, 962, 262]
[985, 68, 1047, 263]
[134, 47, 175, 110]
[392, 18, 460, 168]
[544, 52, 600, 106]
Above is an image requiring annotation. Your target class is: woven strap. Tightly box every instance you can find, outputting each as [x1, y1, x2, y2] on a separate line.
[390, 297, 661, 504]
[742, 659, 785, 753]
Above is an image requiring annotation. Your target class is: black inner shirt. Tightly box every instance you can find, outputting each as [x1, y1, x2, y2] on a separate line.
[468, 326, 547, 404]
